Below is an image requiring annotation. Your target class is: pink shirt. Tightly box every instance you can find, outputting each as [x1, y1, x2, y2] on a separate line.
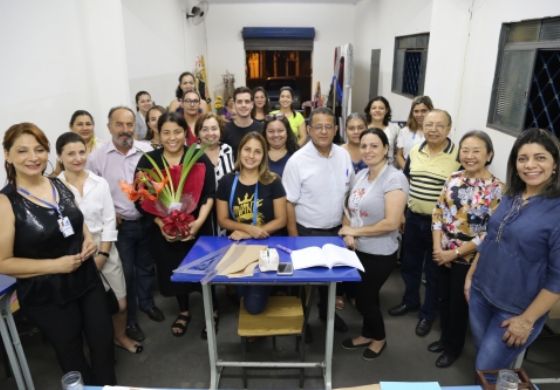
[87, 140, 152, 221]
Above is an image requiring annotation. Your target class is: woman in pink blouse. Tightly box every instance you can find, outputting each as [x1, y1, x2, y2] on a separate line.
[430, 130, 503, 367]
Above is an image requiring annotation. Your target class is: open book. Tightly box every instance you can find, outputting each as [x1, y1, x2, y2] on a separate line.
[291, 244, 364, 271]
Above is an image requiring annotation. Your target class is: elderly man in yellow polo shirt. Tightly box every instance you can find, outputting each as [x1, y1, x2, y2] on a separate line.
[388, 109, 461, 338]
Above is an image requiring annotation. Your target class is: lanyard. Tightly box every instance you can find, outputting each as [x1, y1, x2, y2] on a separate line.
[229, 173, 259, 226]
[17, 181, 63, 218]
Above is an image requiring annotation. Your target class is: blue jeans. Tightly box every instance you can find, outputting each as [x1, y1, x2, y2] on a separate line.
[400, 210, 438, 321]
[238, 286, 271, 315]
[469, 287, 546, 370]
[115, 218, 156, 325]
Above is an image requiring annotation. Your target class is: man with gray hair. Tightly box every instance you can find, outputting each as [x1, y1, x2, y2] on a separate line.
[88, 106, 164, 342]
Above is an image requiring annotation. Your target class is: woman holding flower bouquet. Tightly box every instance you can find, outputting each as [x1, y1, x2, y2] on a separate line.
[134, 112, 215, 337]
[216, 132, 287, 314]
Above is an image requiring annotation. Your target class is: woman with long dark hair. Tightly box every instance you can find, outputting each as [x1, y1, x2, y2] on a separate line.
[364, 96, 400, 166]
[269, 86, 307, 146]
[262, 114, 298, 177]
[136, 112, 215, 337]
[396, 95, 433, 169]
[466, 128, 560, 371]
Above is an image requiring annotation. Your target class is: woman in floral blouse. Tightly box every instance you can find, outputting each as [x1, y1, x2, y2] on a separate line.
[430, 130, 503, 368]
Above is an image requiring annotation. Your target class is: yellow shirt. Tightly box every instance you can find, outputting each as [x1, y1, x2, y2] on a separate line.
[406, 139, 460, 215]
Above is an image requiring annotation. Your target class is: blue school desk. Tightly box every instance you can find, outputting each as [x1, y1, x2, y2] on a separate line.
[171, 236, 361, 390]
[0, 274, 35, 390]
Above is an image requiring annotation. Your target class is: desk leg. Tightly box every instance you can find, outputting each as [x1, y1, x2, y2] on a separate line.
[324, 282, 335, 390]
[1, 294, 34, 390]
[202, 284, 219, 389]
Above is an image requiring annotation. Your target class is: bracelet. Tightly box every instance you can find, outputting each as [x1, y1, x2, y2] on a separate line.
[97, 251, 110, 258]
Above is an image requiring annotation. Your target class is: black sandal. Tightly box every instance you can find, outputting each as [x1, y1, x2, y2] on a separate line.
[171, 314, 191, 337]
[114, 341, 143, 354]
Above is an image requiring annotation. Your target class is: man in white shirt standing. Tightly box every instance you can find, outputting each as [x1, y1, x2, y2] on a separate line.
[282, 107, 354, 333]
[88, 106, 164, 342]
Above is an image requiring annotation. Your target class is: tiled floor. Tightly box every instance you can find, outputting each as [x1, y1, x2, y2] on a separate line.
[2, 269, 559, 389]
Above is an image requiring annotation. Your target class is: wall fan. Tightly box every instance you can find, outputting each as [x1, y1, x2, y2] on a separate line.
[186, 1, 208, 25]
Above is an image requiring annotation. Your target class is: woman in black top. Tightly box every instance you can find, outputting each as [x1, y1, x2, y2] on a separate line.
[216, 132, 287, 314]
[136, 112, 215, 338]
[0, 123, 115, 385]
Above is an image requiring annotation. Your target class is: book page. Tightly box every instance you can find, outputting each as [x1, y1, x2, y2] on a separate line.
[323, 244, 364, 271]
[290, 246, 326, 270]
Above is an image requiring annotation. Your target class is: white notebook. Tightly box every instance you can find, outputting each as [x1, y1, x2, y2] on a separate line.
[290, 244, 364, 271]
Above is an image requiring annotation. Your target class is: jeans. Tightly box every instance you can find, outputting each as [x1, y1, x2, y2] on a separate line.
[400, 210, 438, 321]
[115, 218, 156, 325]
[238, 286, 271, 314]
[469, 287, 546, 370]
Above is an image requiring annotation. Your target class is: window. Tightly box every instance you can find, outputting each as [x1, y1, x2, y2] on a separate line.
[392, 33, 429, 97]
[488, 17, 560, 137]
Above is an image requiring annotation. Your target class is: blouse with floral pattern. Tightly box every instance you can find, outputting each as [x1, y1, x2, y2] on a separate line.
[432, 170, 504, 264]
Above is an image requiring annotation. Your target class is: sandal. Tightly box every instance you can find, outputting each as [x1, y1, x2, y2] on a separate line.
[171, 314, 191, 337]
[114, 341, 143, 354]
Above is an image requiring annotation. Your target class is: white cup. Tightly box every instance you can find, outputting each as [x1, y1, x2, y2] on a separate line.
[61, 371, 84, 390]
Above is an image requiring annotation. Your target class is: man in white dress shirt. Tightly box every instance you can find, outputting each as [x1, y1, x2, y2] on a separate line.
[282, 107, 354, 333]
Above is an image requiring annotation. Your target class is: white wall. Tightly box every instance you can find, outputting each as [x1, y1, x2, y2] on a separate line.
[353, 0, 560, 180]
[352, 0, 433, 119]
[0, 0, 130, 184]
[454, 0, 560, 179]
[121, 0, 207, 107]
[204, 2, 355, 102]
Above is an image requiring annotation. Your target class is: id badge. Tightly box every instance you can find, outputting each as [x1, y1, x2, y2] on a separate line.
[58, 216, 75, 238]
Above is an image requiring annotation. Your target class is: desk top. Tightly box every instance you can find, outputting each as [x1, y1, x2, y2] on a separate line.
[171, 236, 361, 284]
[0, 274, 16, 296]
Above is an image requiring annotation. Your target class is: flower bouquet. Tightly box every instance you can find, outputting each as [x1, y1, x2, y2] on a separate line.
[120, 145, 206, 239]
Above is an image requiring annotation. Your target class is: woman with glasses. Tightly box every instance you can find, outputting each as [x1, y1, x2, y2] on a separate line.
[263, 114, 298, 177]
[342, 113, 368, 174]
[169, 71, 209, 114]
[269, 86, 307, 146]
[466, 128, 560, 370]
[364, 96, 400, 166]
[252, 87, 270, 124]
[429, 131, 503, 368]
[396, 96, 433, 169]
[181, 90, 202, 146]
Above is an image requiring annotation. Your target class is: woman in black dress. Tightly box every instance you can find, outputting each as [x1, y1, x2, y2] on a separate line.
[0, 123, 115, 385]
[136, 112, 215, 337]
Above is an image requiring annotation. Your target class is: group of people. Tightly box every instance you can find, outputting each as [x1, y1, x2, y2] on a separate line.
[0, 72, 559, 386]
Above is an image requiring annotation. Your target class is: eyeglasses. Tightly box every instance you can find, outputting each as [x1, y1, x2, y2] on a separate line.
[184, 99, 200, 105]
[311, 124, 334, 131]
[265, 113, 285, 121]
[424, 123, 447, 131]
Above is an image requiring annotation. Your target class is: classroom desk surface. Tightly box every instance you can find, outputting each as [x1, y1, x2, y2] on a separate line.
[172, 236, 361, 390]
